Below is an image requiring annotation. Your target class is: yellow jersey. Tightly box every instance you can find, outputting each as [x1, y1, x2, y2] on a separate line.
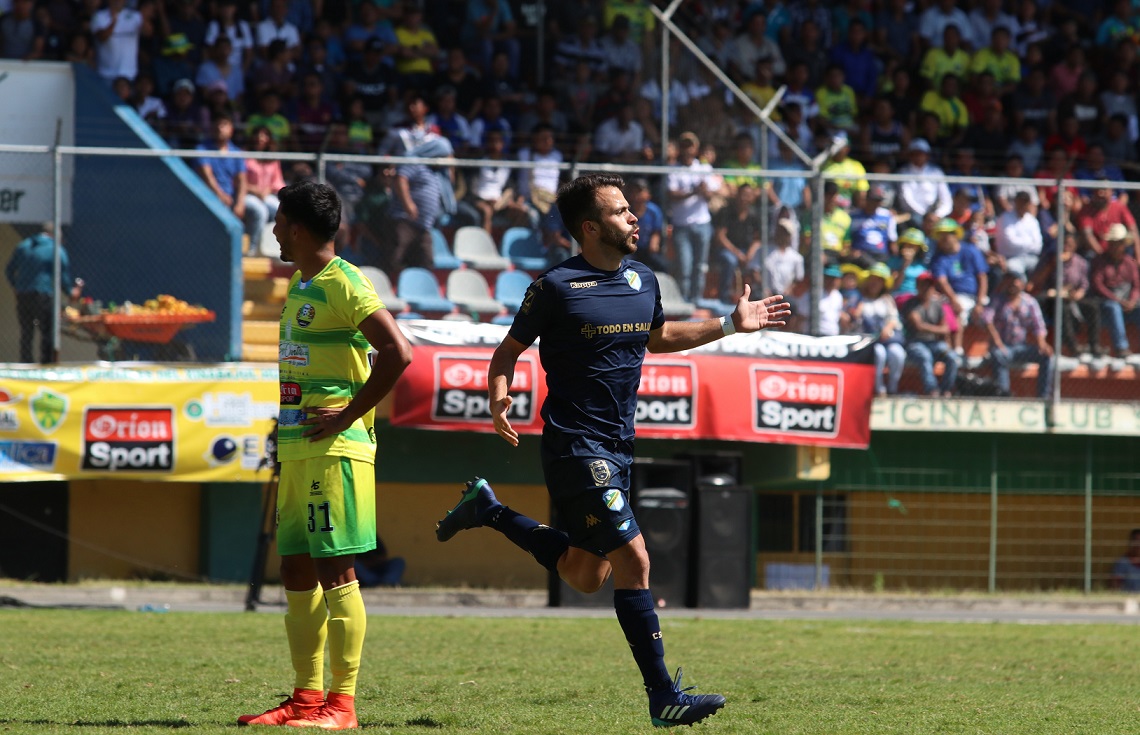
[278, 257, 384, 463]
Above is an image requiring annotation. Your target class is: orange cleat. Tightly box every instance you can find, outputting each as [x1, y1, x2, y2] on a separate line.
[238, 688, 325, 726]
[285, 692, 358, 730]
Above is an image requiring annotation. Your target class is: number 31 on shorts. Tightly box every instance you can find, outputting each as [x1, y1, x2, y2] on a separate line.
[307, 502, 334, 533]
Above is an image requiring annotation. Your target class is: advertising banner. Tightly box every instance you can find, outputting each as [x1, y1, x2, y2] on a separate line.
[0, 61, 75, 224]
[390, 322, 877, 449]
[0, 364, 278, 482]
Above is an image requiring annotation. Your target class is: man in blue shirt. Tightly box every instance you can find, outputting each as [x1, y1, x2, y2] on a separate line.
[848, 185, 898, 266]
[625, 177, 668, 273]
[435, 174, 789, 728]
[5, 224, 76, 363]
[930, 218, 989, 354]
[195, 113, 249, 233]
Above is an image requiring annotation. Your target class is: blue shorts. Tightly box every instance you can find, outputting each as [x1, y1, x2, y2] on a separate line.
[541, 429, 641, 557]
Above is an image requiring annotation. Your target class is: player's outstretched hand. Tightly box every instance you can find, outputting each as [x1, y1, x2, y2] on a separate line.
[491, 396, 519, 447]
[733, 284, 791, 333]
[301, 406, 352, 442]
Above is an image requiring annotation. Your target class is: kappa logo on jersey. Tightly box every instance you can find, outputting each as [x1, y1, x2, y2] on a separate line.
[81, 407, 175, 472]
[590, 459, 612, 486]
[635, 362, 697, 428]
[751, 367, 842, 437]
[296, 303, 316, 327]
[432, 354, 537, 423]
[280, 382, 302, 405]
[279, 341, 310, 367]
[0, 441, 57, 472]
[585, 514, 600, 528]
[603, 488, 625, 512]
[624, 269, 642, 291]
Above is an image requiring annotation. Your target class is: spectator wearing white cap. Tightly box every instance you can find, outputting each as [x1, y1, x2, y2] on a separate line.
[897, 138, 953, 221]
[761, 219, 805, 300]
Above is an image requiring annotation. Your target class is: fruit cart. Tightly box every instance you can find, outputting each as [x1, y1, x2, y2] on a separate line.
[65, 296, 216, 361]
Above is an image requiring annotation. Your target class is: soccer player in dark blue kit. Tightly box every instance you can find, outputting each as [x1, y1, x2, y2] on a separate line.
[435, 174, 790, 728]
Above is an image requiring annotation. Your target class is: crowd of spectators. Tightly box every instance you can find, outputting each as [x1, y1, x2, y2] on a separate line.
[4, 0, 1140, 396]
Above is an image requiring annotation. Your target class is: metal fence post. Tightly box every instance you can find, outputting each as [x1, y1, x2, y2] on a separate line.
[1052, 175, 1067, 405]
[809, 173, 824, 336]
[316, 153, 326, 185]
[814, 485, 824, 590]
[51, 141, 64, 363]
[1084, 437, 1093, 593]
[989, 440, 998, 593]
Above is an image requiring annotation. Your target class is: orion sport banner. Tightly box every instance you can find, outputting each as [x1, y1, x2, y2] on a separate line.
[0, 364, 278, 482]
[390, 321, 877, 449]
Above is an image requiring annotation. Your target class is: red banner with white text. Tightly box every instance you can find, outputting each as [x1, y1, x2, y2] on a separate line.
[390, 321, 876, 449]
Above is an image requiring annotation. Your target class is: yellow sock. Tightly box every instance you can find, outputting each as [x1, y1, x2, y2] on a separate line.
[284, 585, 327, 692]
[325, 580, 367, 696]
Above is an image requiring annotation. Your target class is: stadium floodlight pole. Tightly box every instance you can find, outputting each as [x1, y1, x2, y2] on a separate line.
[51, 120, 63, 364]
[650, 2, 813, 169]
[1052, 175, 1067, 408]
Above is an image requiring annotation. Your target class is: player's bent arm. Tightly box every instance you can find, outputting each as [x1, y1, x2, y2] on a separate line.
[647, 319, 729, 354]
[488, 335, 529, 446]
[336, 308, 414, 427]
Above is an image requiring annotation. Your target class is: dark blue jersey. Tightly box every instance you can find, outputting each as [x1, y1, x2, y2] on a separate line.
[509, 256, 666, 442]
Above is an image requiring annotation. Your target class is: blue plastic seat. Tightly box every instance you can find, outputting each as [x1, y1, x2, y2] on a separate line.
[500, 227, 547, 271]
[397, 267, 456, 314]
[495, 269, 533, 314]
[431, 228, 462, 270]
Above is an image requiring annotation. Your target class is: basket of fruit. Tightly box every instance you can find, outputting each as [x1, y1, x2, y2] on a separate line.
[100, 295, 215, 343]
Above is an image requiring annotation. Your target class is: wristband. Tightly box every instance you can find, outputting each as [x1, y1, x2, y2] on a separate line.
[721, 315, 736, 336]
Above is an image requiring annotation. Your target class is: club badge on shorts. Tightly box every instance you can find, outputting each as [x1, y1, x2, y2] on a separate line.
[589, 459, 612, 486]
[603, 488, 625, 512]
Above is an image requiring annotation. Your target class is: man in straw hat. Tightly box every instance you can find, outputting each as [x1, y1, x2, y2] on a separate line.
[1090, 223, 1140, 360]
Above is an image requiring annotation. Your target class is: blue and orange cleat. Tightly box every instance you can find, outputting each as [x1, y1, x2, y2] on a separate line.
[435, 477, 501, 542]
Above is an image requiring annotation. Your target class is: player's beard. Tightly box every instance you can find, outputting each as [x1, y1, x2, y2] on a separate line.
[599, 221, 637, 257]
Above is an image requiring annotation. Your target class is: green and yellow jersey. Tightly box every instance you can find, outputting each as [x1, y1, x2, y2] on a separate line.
[278, 257, 383, 464]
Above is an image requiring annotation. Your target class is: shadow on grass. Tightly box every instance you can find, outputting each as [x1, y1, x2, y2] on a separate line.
[362, 717, 446, 729]
[0, 719, 191, 728]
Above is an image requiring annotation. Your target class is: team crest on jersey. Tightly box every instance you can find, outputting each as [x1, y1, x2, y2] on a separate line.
[603, 488, 625, 512]
[624, 270, 642, 291]
[589, 459, 611, 486]
[296, 303, 316, 327]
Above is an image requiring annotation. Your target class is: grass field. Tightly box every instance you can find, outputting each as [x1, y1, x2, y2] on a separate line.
[1, 610, 1138, 734]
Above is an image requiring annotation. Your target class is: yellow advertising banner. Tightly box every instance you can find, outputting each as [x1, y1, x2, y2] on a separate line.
[0, 363, 279, 482]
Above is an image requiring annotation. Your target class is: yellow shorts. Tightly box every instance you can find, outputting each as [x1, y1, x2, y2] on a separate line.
[277, 455, 377, 558]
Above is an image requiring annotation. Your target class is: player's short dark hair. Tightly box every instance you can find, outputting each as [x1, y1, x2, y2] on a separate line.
[278, 180, 341, 242]
[556, 173, 625, 244]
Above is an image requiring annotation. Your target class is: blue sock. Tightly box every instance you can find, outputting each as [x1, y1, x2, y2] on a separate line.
[485, 506, 569, 573]
[614, 588, 672, 693]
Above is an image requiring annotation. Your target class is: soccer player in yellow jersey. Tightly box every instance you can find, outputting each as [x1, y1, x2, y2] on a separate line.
[238, 181, 412, 730]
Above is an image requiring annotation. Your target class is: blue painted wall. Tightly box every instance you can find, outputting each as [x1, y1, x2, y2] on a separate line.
[71, 65, 243, 361]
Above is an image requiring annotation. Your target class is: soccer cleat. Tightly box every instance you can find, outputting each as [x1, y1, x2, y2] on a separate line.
[435, 477, 501, 542]
[648, 668, 726, 728]
[286, 692, 358, 730]
[238, 688, 324, 726]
